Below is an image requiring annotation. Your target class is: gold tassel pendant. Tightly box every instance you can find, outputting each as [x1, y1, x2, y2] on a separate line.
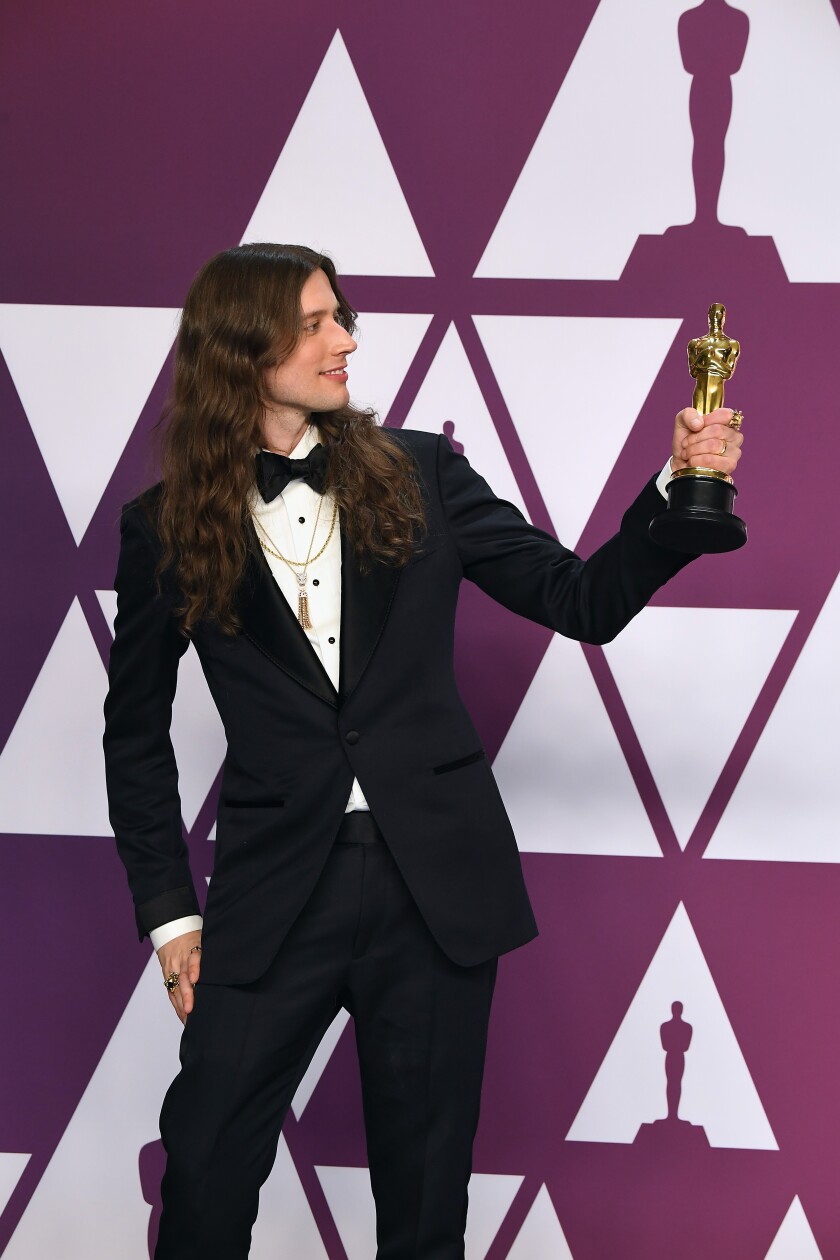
[298, 589, 312, 630]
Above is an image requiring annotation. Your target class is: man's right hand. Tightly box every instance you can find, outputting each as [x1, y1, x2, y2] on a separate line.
[157, 929, 202, 1023]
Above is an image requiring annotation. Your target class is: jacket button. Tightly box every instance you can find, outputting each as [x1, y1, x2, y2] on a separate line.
[345, 730, 360, 745]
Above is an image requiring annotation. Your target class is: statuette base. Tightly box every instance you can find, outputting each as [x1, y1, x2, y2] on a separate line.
[650, 473, 747, 554]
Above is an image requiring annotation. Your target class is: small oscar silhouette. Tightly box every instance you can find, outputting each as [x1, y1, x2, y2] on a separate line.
[635, 1001, 709, 1147]
[139, 1140, 166, 1258]
[442, 420, 464, 455]
[662, 1000, 693, 1121]
[649, 302, 747, 553]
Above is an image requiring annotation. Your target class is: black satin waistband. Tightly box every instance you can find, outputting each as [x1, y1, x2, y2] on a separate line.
[334, 812, 385, 846]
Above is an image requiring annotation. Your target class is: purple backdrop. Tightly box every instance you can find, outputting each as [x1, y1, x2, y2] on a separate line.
[2, 1, 840, 1256]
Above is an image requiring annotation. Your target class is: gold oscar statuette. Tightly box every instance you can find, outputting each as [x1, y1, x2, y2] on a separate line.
[649, 302, 747, 553]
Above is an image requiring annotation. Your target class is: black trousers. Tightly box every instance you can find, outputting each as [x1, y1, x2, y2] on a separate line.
[155, 814, 498, 1260]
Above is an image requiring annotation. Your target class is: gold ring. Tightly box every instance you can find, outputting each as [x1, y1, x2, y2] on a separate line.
[189, 945, 202, 955]
[719, 441, 727, 456]
[729, 410, 743, 431]
[164, 972, 180, 993]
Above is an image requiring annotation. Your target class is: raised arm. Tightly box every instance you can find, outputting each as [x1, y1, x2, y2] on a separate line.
[435, 434, 695, 644]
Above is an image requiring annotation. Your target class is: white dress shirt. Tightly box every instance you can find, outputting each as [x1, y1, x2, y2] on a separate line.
[250, 426, 370, 813]
[151, 425, 369, 951]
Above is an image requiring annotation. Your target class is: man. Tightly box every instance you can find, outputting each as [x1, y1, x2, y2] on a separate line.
[104, 242, 743, 1259]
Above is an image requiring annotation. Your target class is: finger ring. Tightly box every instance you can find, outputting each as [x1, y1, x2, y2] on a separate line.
[729, 410, 743, 431]
[719, 441, 727, 456]
[189, 945, 202, 955]
[164, 972, 180, 993]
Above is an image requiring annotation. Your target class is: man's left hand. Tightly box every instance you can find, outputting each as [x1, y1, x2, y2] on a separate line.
[671, 407, 744, 479]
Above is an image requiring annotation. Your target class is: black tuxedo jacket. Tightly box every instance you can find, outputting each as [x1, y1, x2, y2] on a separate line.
[104, 430, 692, 985]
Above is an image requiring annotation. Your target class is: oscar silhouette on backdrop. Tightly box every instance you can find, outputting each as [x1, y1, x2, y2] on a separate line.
[635, 1001, 709, 1148]
[621, 0, 784, 283]
[679, 0, 749, 234]
[140, 1141, 166, 1258]
[662, 1000, 693, 1121]
[442, 420, 465, 455]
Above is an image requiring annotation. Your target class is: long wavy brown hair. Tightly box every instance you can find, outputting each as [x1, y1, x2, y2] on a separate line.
[154, 243, 426, 635]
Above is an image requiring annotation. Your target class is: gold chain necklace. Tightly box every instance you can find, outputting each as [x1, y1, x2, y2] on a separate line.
[253, 496, 338, 629]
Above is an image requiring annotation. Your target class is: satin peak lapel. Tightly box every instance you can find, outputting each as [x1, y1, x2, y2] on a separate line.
[339, 530, 401, 705]
[238, 535, 338, 707]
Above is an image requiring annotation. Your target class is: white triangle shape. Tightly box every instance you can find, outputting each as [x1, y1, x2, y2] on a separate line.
[764, 1196, 823, 1260]
[241, 31, 433, 276]
[250, 1136, 329, 1260]
[706, 573, 840, 862]
[464, 1173, 524, 1260]
[493, 633, 660, 857]
[315, 1166, 522, 1260]
[566, 903, 777, 1149]
[4, 956, 325, 1259]
[3, 954, 182, 1258]
[0, 1153, 30, 1217]
[720, 0, 840, 281]
[603, 607, 796, 848]
[507, 1185, 575, 1260]
[404, 323, 530, 520]
[0, 304, 179, 543]
[315, 1166, 374, 1260]
[0, 599, 111, 836]
[168, 650, 227, 832]
[473, 316, 681, 546]
[291, 1008, 352, 1119]
[95, 589, 118, 636]
[97, 591, 226, 832]
[474, 0, 693, 279]
[348, 312, 432, 420]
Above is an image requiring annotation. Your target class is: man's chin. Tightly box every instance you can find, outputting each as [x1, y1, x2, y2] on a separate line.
[323, 386, 350, 409]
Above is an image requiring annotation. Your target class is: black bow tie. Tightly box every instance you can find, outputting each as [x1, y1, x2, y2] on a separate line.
[255, 443, 329, 502]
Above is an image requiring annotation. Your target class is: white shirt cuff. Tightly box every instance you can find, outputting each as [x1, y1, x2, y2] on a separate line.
[150, 915, 204, 953]
[655, 458, 674, 500]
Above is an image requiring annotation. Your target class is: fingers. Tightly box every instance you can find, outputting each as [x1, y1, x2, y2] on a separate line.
[161, 964, 191, 1023]
[157, 929, 202, 1024]
[182, 949, 202, 1018]
[683, 422, 743, 476]
[672, 408, 704, 465]
[188, 948, 202, 987]
[675, 407, 704, 434]
[164, 965, 195, 1023]
[168, 984, 188, 1024]
[178, 968, 195, 1020]
[672, 408, 744, 477]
